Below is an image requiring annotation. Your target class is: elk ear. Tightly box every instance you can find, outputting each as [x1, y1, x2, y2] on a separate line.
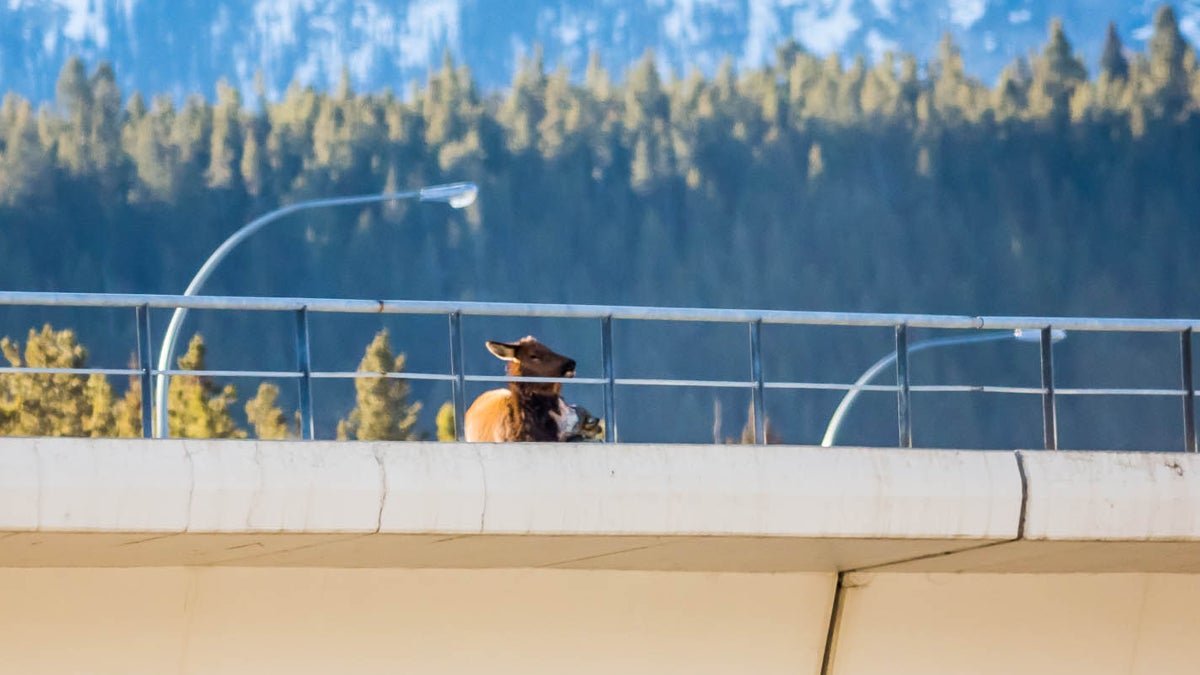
[485, 340, 519, 361]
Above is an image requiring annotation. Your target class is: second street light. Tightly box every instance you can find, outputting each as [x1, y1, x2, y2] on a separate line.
[153, 181, 479, 438]
[820, 328, 1067, 447]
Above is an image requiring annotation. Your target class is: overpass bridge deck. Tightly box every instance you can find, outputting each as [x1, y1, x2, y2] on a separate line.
[3, 438, 1198, 573]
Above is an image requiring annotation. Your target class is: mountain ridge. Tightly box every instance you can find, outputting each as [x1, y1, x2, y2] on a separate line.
[3, 1, 1198, 103]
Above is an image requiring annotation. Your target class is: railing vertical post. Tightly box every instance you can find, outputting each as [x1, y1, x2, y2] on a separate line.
[1040, 326, 1059, 450]
[449, 311, 466, 441]
[750, 319, 766, 445]
[135, 304, 154, 439]
[895, 324, 912, 448]
[295, 308, 314, 440]
[1182, 329, 1196, 452]
[601, 315, 617, 443]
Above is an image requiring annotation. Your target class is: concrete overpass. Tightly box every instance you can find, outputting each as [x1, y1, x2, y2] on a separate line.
[2, 438, 1199, 674]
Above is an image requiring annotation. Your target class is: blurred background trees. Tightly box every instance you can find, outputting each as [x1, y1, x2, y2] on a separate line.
[2, 7, 1199, 446]
[0, 326, 424, 441]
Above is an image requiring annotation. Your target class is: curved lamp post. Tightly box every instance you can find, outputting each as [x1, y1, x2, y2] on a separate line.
[820, 328, 1067, 447]
[153, 181, 479, 438]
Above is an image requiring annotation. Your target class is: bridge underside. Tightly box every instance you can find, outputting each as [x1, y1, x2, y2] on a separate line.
[4, 439, 1200, 674]
[4, 531, 1200, 573]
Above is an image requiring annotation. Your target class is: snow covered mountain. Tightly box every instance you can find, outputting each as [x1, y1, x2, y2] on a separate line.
[2, 0, 1199, 102]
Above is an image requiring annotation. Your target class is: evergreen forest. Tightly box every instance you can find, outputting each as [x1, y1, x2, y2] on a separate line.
[2, 7, 1200, 449]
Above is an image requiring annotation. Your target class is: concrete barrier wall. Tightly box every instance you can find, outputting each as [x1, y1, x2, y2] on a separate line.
[0, 438, 1025, 570]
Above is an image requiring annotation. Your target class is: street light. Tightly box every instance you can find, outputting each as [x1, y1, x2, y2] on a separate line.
[153, 181, 479, 438]
[819, 328, 1067, 447]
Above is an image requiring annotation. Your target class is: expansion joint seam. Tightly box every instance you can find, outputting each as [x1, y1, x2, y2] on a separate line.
[247, 442, 265, 528]
[34, 438, 43, 529]
[373, 445, 387, 534]
[819, 571, 847, 675]
[184, 442, 196, 533]
[475, 446, 488, 533]
[839, 450, 1032, 574]
[1015, 450, 1029, 541]
[820, 451, 1033, 673]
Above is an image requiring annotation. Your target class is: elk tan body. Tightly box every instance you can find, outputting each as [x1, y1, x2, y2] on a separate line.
[464, 336, 582, 442]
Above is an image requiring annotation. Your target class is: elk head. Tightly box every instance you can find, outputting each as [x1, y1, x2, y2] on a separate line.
[485, 335, 576, 395]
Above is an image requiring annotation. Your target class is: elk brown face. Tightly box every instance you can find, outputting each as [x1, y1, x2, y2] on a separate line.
[485, 336, 576, 394]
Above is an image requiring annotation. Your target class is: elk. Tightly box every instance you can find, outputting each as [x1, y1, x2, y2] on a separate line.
[463, 335, 600, 442]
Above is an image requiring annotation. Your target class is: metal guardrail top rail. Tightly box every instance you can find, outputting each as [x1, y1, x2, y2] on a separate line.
[4, 290, 1200, 332]
[0, 291, 1197, 451]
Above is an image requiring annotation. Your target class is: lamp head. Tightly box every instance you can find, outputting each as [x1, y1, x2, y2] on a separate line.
[419, 182, 478, 209]
[1012, 328, 1067, 343]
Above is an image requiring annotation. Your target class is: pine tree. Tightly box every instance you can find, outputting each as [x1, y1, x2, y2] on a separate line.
[802, 53, 841, 118]
[55, 57, 91, 116]
[861, 52, 900, 117]
[88, 62, 126, 189]
[245, 382, 292, 439]
[0, 95, 51, 204]
[383, 89, 419, 147]
[171, 94, 212, 189]
[1100, 22, 1129, 81]
[264, 80, 318, 194]
[897, 54, 922, 118]
[435, 401, 456, 441]
[434, 62, 486, 175]
[126, 91, 147, 121]
[82, 374, 118, 437]
[931, 33, 980, 122]
[993, 59, 1030, 120]
[167, 334, 246, 439]
[124, 95, 182, 202]
[240, 117, 267, 197]
[757, 66, 786, 131]
[537, 63, 576, 159]
[1147, 5, 1190, 117]
[206, 78, 244, 190]
[0, 326, 110, 437]
[624, 50, 668, 131]
[54, 56, 92, 175]
[336, 330, 422, 441]
[584, 50, 612, 102]
[112, 358, 145, 438]
[774, 39, 803, 75]
[1029, 19, 1087, 120]
[839, 55, 867, 120]
[1190, 48, 1200, 108]
[425, 48, 469, 147]
[625, 50, 674, 194]
[310, 96, 348, 182]
[501, 45, 548, 152]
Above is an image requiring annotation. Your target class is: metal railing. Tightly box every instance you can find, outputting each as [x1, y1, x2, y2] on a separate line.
[0, 290, 1197, 451]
